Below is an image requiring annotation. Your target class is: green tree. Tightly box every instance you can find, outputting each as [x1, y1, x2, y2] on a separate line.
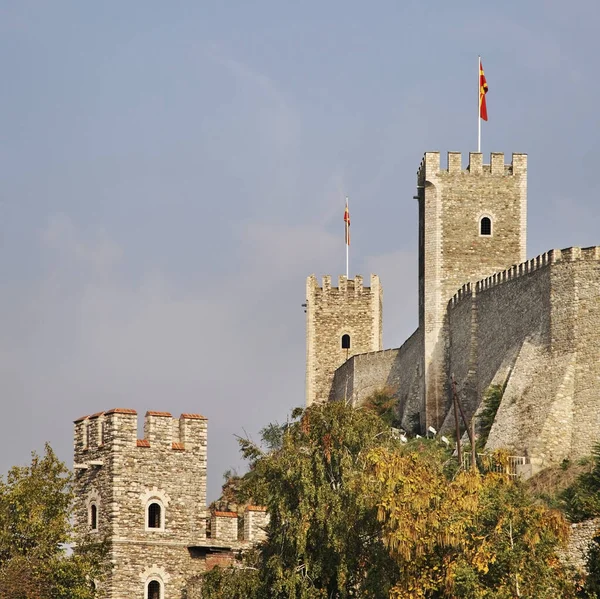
[206, 402, 400, 598]
[0, 444, 108, 599]
[562, 443, 600, 522]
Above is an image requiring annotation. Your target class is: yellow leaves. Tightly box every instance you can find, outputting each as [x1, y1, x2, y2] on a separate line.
[366, 445, 576, 598]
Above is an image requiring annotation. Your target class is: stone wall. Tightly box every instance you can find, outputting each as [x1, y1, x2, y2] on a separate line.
[244, 506, 269, 543]
[443, 247, 600, 465]
[560, 518, 600, 572]
[211, 512, 238, 542]
[306, 275, 382, 406]
[329, 329, 423, 430]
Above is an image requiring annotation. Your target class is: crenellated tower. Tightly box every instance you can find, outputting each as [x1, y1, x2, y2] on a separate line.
[73, 409, 208, 598]
[417, 151, 527, 429]
[305, 274, 382, 406]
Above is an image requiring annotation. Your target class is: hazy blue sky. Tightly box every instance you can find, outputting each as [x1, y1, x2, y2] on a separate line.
[2, 1, 599, 499]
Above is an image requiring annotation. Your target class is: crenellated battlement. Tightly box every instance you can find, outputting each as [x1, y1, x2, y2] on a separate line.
[417, 151, 527, 184]
[73, 408, 207, 456]
[449, 246, 600, 309]
[306, 274, 379, 298]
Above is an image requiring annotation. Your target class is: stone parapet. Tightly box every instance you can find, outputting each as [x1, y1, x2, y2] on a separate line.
[449, 246, 600, 310]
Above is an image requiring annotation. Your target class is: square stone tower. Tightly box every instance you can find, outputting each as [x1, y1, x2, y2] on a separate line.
[417, 151, 527, 429]
[73, 409, 208, 598]
[305, 274, 382, 406]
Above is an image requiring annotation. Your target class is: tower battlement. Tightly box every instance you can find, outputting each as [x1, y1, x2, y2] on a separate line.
[307, 274, 379, 298]
[417, 152, 527, 184]
[73, 408, 207, 458]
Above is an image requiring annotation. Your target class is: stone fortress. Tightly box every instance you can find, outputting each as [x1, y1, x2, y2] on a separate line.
[307, 151, 600, 470]
[73, 149, 600, 598]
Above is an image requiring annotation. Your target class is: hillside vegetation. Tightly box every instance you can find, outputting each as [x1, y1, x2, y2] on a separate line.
[202, 400, 600, 599]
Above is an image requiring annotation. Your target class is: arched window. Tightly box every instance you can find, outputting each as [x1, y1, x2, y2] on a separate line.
[148, 502, 162, 529]
[147, 579, 162, 599]
[90, 503, 98, 531]
[341, 334, 351, 349]
[480, 216, 492, 236]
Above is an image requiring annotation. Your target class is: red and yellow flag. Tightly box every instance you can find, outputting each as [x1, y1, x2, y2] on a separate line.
[344, 199, 350, 246]
[479, 59, 489, 121]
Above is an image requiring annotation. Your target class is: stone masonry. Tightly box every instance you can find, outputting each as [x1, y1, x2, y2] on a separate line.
[73, 409, 267, 599]
[418, 151, 527, 429]
[320, 151, 600, 467]
[305, 274, 382, 406]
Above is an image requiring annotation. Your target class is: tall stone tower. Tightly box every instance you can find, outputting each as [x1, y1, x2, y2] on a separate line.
[417, 151, 527, 428]
[73, 409, 208, 598]
[305, 274, 382, 406]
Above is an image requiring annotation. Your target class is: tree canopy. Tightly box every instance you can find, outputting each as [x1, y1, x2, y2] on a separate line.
[0, 444, 108, 599]
[203, 400, 580, 598]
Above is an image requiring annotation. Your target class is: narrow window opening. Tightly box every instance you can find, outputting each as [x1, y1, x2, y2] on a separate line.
[148, 502, 162, 529]
[98, 421, 104, 445]
[148, 580, 161, 599]
[480, 216, 492, 236]
[341, 334, 351, 350]
[90, 504, 97, 530]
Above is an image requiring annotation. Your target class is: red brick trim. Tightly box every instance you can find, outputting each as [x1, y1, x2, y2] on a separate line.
[180, 413, 207, 420]
[105, 408, 137, 416]
[136, 439, 150, 448]
[74, 415, 89, 423]
[146, 411, 172, 417]
[245, 505, 267, 512]
[172, 442, 185, 451]
[213, 511, 237, 518]
[88, 411, 105, 419]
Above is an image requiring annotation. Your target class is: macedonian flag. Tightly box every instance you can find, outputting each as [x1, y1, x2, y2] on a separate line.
[479, 59, 489, 121]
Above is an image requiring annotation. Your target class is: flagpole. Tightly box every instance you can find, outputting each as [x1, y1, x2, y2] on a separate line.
[345, 196, 349, 279]
[478, 55, 481, 153]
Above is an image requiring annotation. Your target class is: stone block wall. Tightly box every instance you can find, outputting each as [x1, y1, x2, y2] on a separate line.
[306, 274, 382, 406]
[211, 512, 238, 542]
[443, 247, 600, 465]
[560, 518, 600, 572]
[329, 329, 424, 431]
[244, 506, 270, 542]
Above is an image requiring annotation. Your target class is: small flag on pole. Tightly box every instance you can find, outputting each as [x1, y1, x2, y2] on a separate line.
[479, 59, 488, 121]
[344, 198, 350, 246]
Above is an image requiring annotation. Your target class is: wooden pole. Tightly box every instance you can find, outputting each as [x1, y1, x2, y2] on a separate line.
[452, 375, 478, 471]
[451, 375, 462, 468]
[470, 418, 477, 471]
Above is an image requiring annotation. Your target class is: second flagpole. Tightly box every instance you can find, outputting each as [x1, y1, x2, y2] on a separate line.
[345, 197, 349, 279]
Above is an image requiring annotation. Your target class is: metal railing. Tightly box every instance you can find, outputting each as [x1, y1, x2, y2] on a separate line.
[462, 453, 529, 477]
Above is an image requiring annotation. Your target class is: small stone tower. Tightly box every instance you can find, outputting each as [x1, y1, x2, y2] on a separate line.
[305, 274, 383, 406]
[73, 409, 208, 598]
[417, 151, 527, 429]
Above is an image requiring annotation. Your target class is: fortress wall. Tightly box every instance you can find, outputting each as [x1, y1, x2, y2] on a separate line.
[448, 247, 600, 464]
[447, 252, 554, 423]
[330, 329, 424, 430]
[447, 285, 474, 408]
[551, 249, 600, 457]
[474, 263, 551, 403]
